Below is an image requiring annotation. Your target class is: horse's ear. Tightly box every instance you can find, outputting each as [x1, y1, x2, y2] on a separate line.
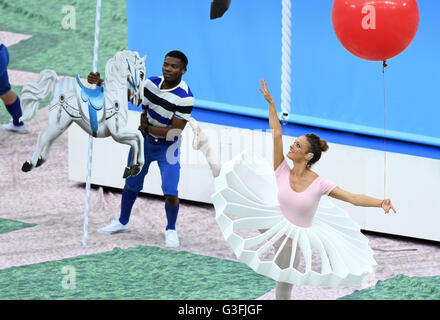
[142, 56, 146, 63]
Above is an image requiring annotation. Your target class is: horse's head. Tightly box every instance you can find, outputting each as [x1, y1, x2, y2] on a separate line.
[125, 51, 146, 106]
[108, 50, 146, 106]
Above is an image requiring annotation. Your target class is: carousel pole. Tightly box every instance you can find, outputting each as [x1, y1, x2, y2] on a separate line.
[83, 0, 102, 246]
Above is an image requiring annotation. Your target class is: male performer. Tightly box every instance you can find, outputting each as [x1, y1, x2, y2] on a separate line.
[88, 50, 193, 247]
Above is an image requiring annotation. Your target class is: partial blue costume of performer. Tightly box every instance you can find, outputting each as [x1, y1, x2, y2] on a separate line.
[100, 75, 194, 243]
[0, 41, 12, 95]
[0, 41, 26, 131]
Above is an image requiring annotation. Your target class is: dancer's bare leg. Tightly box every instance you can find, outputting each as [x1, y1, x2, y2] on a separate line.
[189, 118, 222, 178]
[274, 246, 300, 300]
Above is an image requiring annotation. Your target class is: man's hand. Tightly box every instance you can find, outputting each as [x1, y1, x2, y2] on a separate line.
[140, 111, 149, 132]
[87, 72, 103, 86]
[144, 116, 187, 138]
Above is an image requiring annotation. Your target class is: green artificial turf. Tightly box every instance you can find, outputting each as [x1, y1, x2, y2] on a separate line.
[339, 274, 440, 300]
[0, 0, 127, 77]
[0, 245, 275, 300]
[0, 217, 36, 234]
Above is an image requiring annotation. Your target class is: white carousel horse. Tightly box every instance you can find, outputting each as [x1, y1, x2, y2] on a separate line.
[19, 50, 146, 178]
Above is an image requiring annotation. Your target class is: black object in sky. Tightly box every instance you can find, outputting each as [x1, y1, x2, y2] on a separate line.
[210, 0, 232, 19]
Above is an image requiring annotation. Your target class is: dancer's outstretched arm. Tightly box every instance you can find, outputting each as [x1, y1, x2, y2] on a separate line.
[329, 187, 397, 214]
[259, 79, 284, 171]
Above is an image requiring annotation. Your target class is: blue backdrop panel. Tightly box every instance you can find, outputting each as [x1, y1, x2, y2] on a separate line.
[127, 0, 280, 115]
[290, 0, 440, 147]
[127, 0, 440, 147]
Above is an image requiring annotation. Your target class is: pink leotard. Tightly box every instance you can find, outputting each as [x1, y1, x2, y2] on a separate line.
[276, 159, 337, 228]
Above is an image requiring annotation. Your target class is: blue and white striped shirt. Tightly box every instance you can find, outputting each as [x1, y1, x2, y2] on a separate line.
[142, 76, 194, 138]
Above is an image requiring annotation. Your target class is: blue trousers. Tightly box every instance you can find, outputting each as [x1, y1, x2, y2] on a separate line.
[125, 134, 182, 196]
[0, 45, 11, 95]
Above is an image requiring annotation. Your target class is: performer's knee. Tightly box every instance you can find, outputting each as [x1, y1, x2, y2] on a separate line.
[0, 89, 17, 105]
[164, 195, 179, 207]
[124, 181, 142, 194]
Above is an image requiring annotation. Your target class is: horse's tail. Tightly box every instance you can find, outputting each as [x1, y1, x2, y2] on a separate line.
[19, 69, 58, 122]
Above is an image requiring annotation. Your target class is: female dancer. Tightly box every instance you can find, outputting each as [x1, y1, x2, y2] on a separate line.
[189, 79, 396, 299]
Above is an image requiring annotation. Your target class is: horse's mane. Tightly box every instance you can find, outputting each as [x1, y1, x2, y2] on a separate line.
[104, 50, 135, 87]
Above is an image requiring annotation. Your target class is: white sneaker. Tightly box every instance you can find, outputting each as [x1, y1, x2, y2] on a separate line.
[98, 219, 130, 234]
[2, 120, 29, 134]
[165, 229, 180, 247]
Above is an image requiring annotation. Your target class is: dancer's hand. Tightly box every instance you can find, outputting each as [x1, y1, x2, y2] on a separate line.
[87, 72, 103, 86]
[381, 199, 397, 214]
[259, 79, 275, 105]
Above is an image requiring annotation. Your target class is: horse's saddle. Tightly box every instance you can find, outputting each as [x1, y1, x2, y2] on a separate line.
[76, 75, 104, 135]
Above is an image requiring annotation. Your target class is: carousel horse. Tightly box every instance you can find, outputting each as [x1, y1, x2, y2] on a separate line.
[19, 50, 146, 178]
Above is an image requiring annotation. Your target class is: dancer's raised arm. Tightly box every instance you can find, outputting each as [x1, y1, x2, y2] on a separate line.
[259, 79, 284, 171]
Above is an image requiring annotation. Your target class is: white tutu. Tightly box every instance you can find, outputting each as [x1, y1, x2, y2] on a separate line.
[211, 151, 377, 287]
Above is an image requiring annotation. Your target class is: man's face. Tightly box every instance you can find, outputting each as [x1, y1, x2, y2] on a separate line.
[162, 56, 186, 82]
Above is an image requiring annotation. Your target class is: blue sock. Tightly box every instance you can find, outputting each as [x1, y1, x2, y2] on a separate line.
[165, 201, 179, 230]
[119, 188, 138, 225]
[5, 97, 23, 126]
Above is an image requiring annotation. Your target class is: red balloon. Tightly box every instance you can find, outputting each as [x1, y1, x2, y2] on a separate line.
[332, 0, 420, 61]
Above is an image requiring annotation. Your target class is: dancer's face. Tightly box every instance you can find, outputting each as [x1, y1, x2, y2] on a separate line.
[162, 56, 186, 83]
[287, 136, 310, 162]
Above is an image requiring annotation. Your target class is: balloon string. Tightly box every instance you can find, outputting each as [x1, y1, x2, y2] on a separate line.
[382, 60, 387, 199]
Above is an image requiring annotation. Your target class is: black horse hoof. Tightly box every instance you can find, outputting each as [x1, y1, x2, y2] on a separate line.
[35, 157, 45, 168]
[122, 167, 131, 179]
[22, 161, 33, 172]
[130, 165, 141, 177]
